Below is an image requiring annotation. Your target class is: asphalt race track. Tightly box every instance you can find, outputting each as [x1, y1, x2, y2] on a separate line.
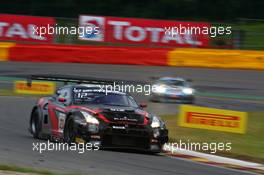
[0, 61, 263, 175]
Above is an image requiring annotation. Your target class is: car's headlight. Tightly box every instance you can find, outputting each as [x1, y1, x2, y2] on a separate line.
[182, 88, 194, 95]
[80, 111, 99, 124]
[153, 85, 167, 93]
[151, 116, 161, 128]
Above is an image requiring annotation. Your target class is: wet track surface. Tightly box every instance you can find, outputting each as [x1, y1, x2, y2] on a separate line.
[0, 62, 263, 175]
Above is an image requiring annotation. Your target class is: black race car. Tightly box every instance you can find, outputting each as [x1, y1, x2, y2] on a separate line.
[29, 75, 168, 153]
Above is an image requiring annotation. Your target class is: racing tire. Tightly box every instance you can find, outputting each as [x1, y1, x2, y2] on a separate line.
[30, 109, 41, 139]
[149, 144, 163, 154]
[63, 115, 77, 144]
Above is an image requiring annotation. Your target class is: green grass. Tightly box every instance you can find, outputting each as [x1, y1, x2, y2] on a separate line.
[0, 164, 80, 175]
[161, 112, 264, 164]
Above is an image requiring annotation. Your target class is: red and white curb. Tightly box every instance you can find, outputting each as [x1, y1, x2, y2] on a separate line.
[163, 145, 264, 174]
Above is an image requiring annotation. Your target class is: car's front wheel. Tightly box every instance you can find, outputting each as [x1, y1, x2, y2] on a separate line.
[63, 116, 77, 144]
[30, 109, 41, 139]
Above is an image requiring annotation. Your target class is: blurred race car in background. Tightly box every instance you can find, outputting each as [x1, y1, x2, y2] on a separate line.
[29, 75, 168, 153]
[150, 77, 195, 103]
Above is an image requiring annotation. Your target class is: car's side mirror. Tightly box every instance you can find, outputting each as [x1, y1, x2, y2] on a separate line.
[139, 103, 147, 108]
[58, 97, 66, 103]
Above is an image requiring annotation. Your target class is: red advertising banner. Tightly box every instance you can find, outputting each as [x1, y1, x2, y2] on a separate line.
[79, 15, 210, 47]
[0, 14, 55, 43]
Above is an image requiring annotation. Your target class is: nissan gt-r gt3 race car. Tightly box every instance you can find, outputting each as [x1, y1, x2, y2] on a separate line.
[29, 75, 168, 153]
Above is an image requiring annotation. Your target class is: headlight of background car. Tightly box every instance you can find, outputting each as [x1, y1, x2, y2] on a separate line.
[151, 116, 161, 128]
[80, 111, 99, 124]
[153, 84, 167, 93]
[182, 88, 194, 95]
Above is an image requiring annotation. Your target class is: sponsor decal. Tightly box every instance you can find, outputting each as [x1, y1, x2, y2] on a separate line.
[178, 105, 247, 133]
[79, 16, 104, 41]
[79, 15, 210, 47]
[113, 116, 138, 122]
[112, 125, 126, 130]
[57, 111, 66, 133]
[109, 108, 125, 112]
[14, 81, 55, 95]
[0, 14, 55, 43]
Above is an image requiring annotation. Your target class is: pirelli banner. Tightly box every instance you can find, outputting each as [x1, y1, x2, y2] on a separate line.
[178, 105, 247, 134]
[14, 81, 55, 95]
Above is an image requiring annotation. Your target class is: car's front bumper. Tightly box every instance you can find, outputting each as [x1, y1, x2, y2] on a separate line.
[151, 93, 195, 103]
[78, 123, 168, 152]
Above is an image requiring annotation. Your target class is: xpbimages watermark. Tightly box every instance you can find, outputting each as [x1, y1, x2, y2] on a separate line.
[97, 82, 154, 95]
[32, 140, 100, 154]
[32, 24, 100, 37]
[164, 25, 232, 38]
[75, 81, 194, 96]
[164, 140, 232, 154]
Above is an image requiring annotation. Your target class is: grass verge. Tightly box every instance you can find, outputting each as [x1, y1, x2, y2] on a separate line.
[161, 112, 264, 164]
[0, 89, 42, 97]
[0, 164, 79, 175]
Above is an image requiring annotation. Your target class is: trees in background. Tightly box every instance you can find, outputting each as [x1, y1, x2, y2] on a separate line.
[1, 0, 263, 21]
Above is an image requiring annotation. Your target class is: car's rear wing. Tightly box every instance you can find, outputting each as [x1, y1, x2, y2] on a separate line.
[26, 74, 144, 87]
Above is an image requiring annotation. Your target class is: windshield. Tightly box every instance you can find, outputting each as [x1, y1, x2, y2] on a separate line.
[160, 80, 187, 87]
[73, 87, 138, 107]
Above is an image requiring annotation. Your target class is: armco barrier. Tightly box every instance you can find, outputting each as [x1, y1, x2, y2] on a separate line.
[8, 44, 170, 66]
[168, 48, 264, 69]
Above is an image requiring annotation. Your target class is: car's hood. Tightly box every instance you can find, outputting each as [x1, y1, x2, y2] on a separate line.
[167, 85, 186, 90]
[80, 104, 148, 124]
[81, 104, 135, 111]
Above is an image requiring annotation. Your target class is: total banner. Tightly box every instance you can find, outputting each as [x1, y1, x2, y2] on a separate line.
[0, 14, 55, 43]
[178, 105, 247, 134]
[79, 15, 210, 47]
